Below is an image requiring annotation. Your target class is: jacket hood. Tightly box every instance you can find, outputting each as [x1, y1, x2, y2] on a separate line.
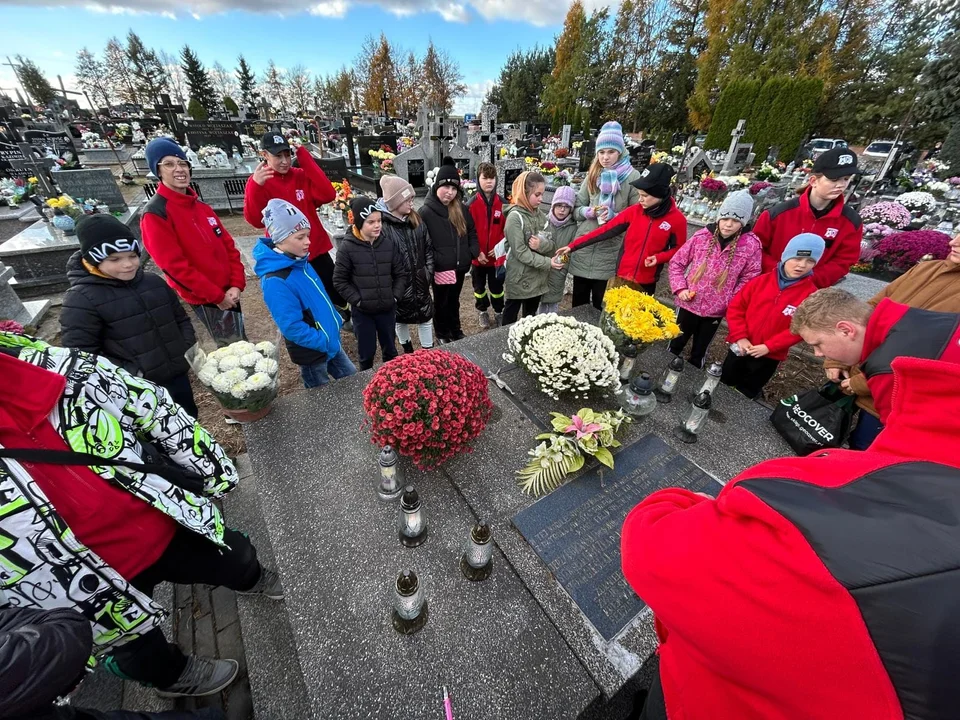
[503, 204, 541, 221]
[252, 237, 306, 277]
[0, 349, 66, 431]
[65, 250, 143, 287]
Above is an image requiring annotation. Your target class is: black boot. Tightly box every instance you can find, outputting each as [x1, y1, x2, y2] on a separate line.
[359, 359, 374, 371]
[401, 341, 415, 354]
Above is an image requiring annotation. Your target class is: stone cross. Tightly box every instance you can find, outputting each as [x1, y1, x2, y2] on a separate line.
[340, 113, 357, 167]
[15, 143, 55, 196]
[721, 119, 747, 175]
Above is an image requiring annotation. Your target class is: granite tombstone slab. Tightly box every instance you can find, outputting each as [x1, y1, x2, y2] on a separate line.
[55, 168, 128, 212]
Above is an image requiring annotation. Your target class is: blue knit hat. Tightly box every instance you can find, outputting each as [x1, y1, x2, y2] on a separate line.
[781, 233, 825, 264]
[595, 121, 626, 155]
[145, 137, 188, 177]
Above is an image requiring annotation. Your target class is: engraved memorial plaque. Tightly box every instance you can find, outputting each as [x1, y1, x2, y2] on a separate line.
[512, 433, 722, 640]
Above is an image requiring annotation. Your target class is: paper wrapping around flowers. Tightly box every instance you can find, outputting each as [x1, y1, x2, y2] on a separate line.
[601, 287, 681, 346]
[189, 337, 282, 412]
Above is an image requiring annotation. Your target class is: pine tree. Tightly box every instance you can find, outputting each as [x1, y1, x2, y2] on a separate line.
[14, 56, 56, 106]
[126, 31, 167, 106]
[224, 96, 239, 115]
[187, 98, 208, 121]
[420, 40, 466, 114]
[922, 5, 960, 123]
[75, 48, 112, 110]
[544, 1, 586, 122]
[180, 45, 216, 112]
[236, 55, 257, 107]
[491, 47, 554, 122]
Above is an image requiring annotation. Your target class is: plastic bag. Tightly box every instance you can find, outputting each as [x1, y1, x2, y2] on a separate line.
[770, 382, 856, 456]
[192, 305, 246, 347]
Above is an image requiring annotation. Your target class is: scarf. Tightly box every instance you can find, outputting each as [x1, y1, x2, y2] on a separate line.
[511, 171, 539, 213]
[597, 157, 635, 221]
[547, 207, 574, 229]
[777, 262, 812, 290]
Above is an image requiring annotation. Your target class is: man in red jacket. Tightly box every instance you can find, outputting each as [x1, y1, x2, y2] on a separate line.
[243, 133, 346, 322]
[753, 148, 863, 288]
[623, 355, 960, 720]
[791, 287, 960, 423]
[141, 138, 246, 343]
[720, 233, 824, 399]
[468, 163, 506, 328]
[554, 163, 686, 294]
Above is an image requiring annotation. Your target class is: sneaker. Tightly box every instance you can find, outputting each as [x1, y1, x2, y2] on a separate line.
[451, 330, 466, 341]
[223, 415, 246, 426]
[478, 310, 491, 329]
[238, 568, 284, 600]
[494, 312, 503, 327]
[156, 656, 239, 698]
[341, 319, 354, 333]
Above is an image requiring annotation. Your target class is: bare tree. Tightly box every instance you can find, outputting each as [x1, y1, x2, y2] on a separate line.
[260, 60, 288, 114]
[209, 61, 238, 103]
[286, 64, 312, 115]
[104, 36, 139, 105]
[75, 48, 112, 110]
[157, 49, 187, 106]
[420, 40, 466, 113]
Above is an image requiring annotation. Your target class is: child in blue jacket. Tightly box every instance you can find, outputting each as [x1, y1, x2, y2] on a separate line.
[254, 199, 357, 388]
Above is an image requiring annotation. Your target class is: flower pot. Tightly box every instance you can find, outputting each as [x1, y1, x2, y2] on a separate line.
[223, 403, 273, 423]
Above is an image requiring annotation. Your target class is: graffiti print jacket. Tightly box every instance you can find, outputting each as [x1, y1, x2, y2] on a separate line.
[0, 333, 238, 655]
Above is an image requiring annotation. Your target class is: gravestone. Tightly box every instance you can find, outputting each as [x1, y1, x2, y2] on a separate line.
[183, 120, 243, 156]
[356, 136, 377, 167]
[55, 168, 128, 212]
[579, 140, 596, 172]
[720, 120, 747, 175]
[22, 129, 79, 163]
[0, 142, 29, 179]
[679, 147, 715, 183]
[0, 259, 50, 327]
[561, 124, 572, 150]
[513, 434, 722, 640]
[495, 158, 527, 198]
[723, 143, 754, 175]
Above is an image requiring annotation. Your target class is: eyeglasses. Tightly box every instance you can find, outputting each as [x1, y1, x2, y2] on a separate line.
[159, 160, 191, 170]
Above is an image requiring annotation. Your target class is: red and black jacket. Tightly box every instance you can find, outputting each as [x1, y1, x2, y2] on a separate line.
[467, 191, 506, 267]
[754, 187, 863, 288]
[724, 270, 817, 361]
[860, 298, 960, 423]
[567, 198, 687, 285]
[622, 356, 960, 720]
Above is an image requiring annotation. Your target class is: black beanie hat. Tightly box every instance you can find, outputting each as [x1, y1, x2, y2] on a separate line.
[76, 214, 141, 264]
[350, 197, 380, 230]
[433, 156, 461, 193]
[630, 163, 675, 199]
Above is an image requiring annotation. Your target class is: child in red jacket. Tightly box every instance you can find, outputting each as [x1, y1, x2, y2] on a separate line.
[467, 162, 506, 328]
[243, 133, 345, 320]
[721, 233, 825, 399]
[554, 163, 686, 294]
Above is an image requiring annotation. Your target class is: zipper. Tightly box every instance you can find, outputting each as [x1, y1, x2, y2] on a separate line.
[304, 266, 336, 342]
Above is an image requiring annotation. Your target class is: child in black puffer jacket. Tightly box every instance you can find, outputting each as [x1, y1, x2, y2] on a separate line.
[59, 214, 198, 416]
[333, 197, 407, 370]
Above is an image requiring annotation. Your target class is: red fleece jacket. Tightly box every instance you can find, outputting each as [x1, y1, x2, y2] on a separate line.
[141, 183, 246, 306]
[724, 270, 817, 361]
[468, 192, 506, 267]
[0, 354, 174, 579]
[754, 187, 863, 288]
[243, 145, 336, 260]
[622, 356, 960, 720]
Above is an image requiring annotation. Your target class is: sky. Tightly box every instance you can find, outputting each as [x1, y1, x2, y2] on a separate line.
[0, 0, 597, 116]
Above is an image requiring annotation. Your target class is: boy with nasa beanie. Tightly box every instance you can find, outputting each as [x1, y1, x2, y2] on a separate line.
[60, 213, 199, 416]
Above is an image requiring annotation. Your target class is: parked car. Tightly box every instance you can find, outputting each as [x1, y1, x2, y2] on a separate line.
[806, 138, 849, 157]
[861, 139, 915, 161]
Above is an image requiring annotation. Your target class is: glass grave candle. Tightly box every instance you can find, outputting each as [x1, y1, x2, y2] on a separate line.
[620, 372, 657, 417]
[656, 355, 685, 403]
[677, 390, 712, 443]
[460, 521, 494, 581]
[697, 361, 723, 396]
[398, 485, 428, 547]
[392, 570, 429, 635]
[619, 343, 639, 382]
[377, 445, 404, 500]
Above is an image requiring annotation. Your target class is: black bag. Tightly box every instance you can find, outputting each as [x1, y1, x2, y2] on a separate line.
[770, 382, 856, 456]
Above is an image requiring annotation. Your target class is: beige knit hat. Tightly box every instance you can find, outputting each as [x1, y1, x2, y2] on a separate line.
[380, 174, 416, 213]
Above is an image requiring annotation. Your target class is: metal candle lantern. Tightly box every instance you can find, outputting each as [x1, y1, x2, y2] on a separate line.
[655, 356, 685, 403]
[460, 521, 493, 581]
[377, 445, 404, 500]
[697, 361, 723, 396]
[398, 485, 428, 547]
[677, 390, 712, 443]
[392, 569, 429, 634]
[619, 372, 657, 417]
[618, 344, 639, 382]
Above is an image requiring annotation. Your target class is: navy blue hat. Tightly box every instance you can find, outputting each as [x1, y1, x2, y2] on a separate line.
[145, 137, 188, 177]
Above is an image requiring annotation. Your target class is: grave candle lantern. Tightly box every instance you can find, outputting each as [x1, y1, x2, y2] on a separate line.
[620, 372, 657, 417]
[460, 521, 494, 581]
[377, 445, 404, 501]
[697, 362, 723, 396]
[656, 356, 685, 403]
[398, 485, 428, 547]
[392, 569, 429, 635]
[678, 390, 712, 443]
[618, 343, 638, 382]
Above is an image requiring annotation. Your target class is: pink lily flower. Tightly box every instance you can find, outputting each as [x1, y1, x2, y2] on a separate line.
[564, 415, 602, 439]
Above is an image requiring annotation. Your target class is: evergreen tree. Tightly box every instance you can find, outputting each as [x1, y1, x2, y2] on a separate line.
[187, 97, 208, 121]
[648, 0, 708, 132]
[14, 56, 56, 106]
[360, 34, 396, 113]
[941, 121, 960, 171]
[180, 45, 216, 112]
[126, 31, 167, 106]
[224, 96, 239, 115]
[75, 48, 112, 110]
[922, 4, 960, 123]
[488, 47, 554, 122]
[703, 78, 760, 149]
[236, 55, 257, 106]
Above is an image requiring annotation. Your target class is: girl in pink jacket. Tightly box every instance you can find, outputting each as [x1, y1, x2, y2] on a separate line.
[668, 190, 761, 368]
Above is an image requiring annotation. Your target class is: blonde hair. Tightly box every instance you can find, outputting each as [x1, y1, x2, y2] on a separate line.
[586, 151, 624, 194]
[445, 197, 467, 237]
[511, 171, 545, 213]
[790, 287, 873, 335]
[407, 208, 422, 229]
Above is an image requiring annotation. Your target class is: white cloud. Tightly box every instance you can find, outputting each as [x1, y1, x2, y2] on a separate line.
[19, 0, 588, 25]
[453, 78, 495, 116]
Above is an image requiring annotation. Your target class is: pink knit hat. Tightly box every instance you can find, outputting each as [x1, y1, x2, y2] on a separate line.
[551, 185, 576, 209]
[379, 175, 416, 213]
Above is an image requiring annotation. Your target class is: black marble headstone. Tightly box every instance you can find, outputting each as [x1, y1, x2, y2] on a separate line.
[512, 433, 722, 640]
[183, 120, 243, 155]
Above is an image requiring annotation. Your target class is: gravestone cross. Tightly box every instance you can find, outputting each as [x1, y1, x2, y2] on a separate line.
[721, 119, 747, 175]
[340, 113, 357, 167]
[155, 94, 185, 140]
[561, 125, 572, 150]
[15, 143, 55, 196]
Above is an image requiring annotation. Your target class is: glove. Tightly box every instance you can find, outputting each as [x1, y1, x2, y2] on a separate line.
[583, 206, 596, 220]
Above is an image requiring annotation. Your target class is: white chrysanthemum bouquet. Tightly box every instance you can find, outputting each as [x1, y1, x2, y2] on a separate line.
[503, 314, 619, 400]
[190, 339, 280, 416]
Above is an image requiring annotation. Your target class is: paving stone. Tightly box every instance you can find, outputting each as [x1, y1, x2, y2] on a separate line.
[193, 610, 218, 659]
[212, 585, 240, 631]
